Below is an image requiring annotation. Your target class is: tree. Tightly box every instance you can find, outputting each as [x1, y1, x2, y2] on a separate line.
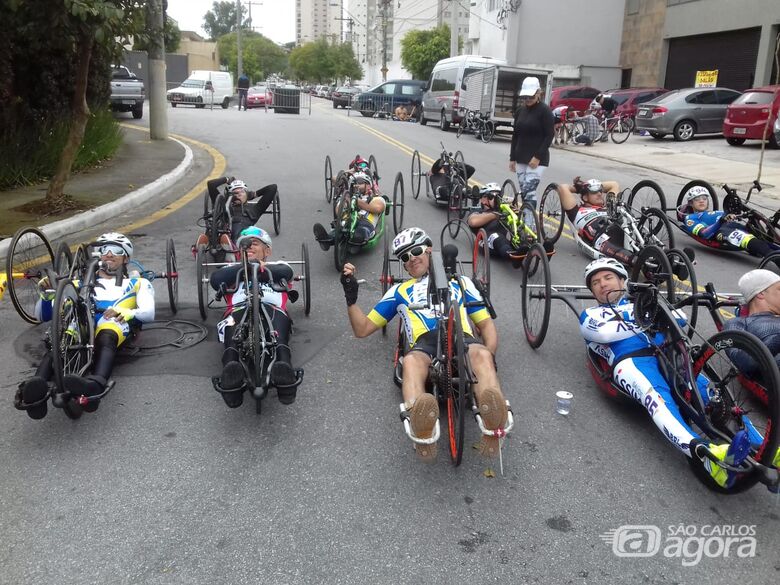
[217, 31, 287, 82]
[400, 25, 451, 81]
[288, 40, 362, 84]
[133, 16, 181, 53]
[203, 1, 248, 41]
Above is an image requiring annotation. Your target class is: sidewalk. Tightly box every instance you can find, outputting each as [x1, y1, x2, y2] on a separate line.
[559, 135, 780, 202]
[0, 125, 193, 255]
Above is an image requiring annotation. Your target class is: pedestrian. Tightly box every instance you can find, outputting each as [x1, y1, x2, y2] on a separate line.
[509, 76, 554, 212]
[575, 112, 600, 146]
[237, 73, 250, 111]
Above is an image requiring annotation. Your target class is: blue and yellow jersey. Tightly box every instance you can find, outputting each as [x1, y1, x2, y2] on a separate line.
[681, 210, 723, 239]
[92, 276, 155, 323]
[367, 274, 489, 346]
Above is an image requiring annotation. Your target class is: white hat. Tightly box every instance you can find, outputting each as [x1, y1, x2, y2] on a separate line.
[518, 77, 541, 97]
[738, 269, 780, 302]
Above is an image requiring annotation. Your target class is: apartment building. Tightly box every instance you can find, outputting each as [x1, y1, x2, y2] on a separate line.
[296, 0, 344, 45]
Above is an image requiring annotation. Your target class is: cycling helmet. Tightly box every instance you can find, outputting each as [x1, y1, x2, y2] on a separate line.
[585, 179, 603, 194]
[392, 227, 432, 259]
[584, 257, 628, 289]
[95, 232, 133, 257]
[228, 179, 247, 193]
[352, 171, 372, 185]
[236, 226, 272, 248]
[349, 155, 369, 170]
[684, 185, 710, 203]
[480, 182, 501, 196]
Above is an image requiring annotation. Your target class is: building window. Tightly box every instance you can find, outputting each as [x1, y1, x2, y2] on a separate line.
[627, 0, 639, 14]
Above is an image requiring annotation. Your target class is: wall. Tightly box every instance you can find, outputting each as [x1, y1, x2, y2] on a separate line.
[122, 51, 189, 90]
[620, 0, 666, 87]
[177, 37, 220, 72]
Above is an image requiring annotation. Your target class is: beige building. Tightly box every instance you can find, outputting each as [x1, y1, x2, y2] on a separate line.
[177, 31, 221, 72]
[296, 0, 344, 45]
[620, 0, 666, 88]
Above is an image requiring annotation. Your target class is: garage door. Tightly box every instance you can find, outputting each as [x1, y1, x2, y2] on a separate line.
[665, 27, 761, 92]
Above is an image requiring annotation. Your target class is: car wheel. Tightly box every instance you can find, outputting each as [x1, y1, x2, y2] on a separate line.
[673, 120, 696, 141]
[419, 110, 428, 126]
[649, 131, 665, 139]
[171, 103, 177, 108]
[333, 101, 338, 109]
[221, 97, 230, 109]
[439, 109, 450, 131]
[769, 133, 779, 149]
[132, 104, 143, 119]
[726, 137, 746, 146]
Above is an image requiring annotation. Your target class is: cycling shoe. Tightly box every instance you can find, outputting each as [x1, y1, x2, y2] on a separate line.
[21, 377, 48, 420]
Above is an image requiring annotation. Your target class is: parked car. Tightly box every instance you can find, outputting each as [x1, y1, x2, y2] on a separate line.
[604, 87, 668, 119]
[110, 65, 145, 119]
[549, 85, 601, 113]
[635, 87, 741, 141]
[316, 85, 329, 98]
[723, 85, 780, 147]
[332, 86, 360, 109]
[246, 84, 272, 108]
[352, 80, 426, 118]
[167, 70, 234, 109]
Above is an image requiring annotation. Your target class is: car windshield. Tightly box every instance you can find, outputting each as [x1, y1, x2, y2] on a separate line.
[336, 87, 351, 92]
[608, 94, 632, 105]
[733, 91, 775, 105]
[181, 80, 205, 88]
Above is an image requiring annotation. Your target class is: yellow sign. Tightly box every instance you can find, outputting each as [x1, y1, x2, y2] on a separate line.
[695, 70, 718, 88]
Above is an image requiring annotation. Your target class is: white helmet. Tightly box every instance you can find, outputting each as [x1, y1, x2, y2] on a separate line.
[584, 257, 628, 289]
[352, 171, 372, 185]
[684, 185, 710, 203]
[585, 179, 603, 194]
[228, 179, 247, 193]
[392, 227, 432, 258]
[481, 182, 501, 195]
[95, 232, 133, 257]
[236, 226, 272, 248]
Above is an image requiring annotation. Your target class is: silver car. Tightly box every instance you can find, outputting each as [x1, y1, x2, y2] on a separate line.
[635, 87, 741, 141]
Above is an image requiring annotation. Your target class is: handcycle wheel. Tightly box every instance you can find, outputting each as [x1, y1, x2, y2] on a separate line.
[203, 188, 213, 217]
[472, 228, 490, 298]
[456, 117, 466, 138]
[610, 117, 634, 144]
[666, 248, 697, 335]
[210, 193, 227, 250]
[333, 196, 350, 272]
[51, 279, 94, 419]
[480, 120, 495, 143]
[627, 180, 666, 218]
[445, 291, 467, 466]
[501, 178, 518, 205]
[447, 184, 466, 237]
[54, 241, 73, 275]
[368, 154, 379, 183]
[676, 180, 719, 210]
[196, 245, 211, 320]
[332, 171, 348, 219]
[689, 329, 780, 493]
[519, 201, 540, 243]
[630, 245, 675, 302]
[410, 150, 421, 199]
[301, 243, 311, 316]
[165, 238, 178, 314]
[747, 212, 780, 245]
[453, 151, 467, 186]
[638, 207, 676, 250]
[247, 264, 270, 390]
[539, 182, 564, 245]
[324, 155, 333, 203]
[392, 171, 404, 234]
[758, 251, 780, 273]
[381, 230, 391, 336]
[521, 243, 551, 348]
[6, 226, 56, 324]
[272, 189, 281, 235]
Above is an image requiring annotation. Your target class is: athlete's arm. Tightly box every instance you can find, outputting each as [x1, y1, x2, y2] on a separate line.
[579, 307, 641, 344]
[467, 210, 501, 228]
[602, 181, 620, 193]
[358, 196, 386, 214]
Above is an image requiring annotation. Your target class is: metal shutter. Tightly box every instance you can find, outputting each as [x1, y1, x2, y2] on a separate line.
[665, 27, 761, 91]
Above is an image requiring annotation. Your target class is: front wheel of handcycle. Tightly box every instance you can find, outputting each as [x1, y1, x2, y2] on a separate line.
[521, 243, 551, 348]
[392, 172, 405, 234]
[6, 226, 56, 324]
[630, 245, 675, 303]
[665, 248, 697, 334]
[301, 243, 312, 316]
[445, 292, 468, 466]
[54, 241, 73, 275]
[368, 154, 379, 183]
[627, 180, 666, 218]
[410, 150, 421, 199]
[165, 238, 179, 314]
[196, 245, 211, 320]
[272, 190, 281, 235]
[447, 184, 467, 237]
[247, 264, 270, 392]
[688, 329, 780, 493]
[637, 207, 676, 250]
[539, 183, 564, 245]
[324, 155, 333, 202]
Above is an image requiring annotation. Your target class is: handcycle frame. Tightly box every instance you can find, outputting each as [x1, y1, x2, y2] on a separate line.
[520, 255, 780, 493]
[409, 146, 469, 217]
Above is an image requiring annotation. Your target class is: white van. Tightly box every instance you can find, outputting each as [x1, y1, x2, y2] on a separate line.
[420, 55, 506, 130]
[167, 70, 234, 109]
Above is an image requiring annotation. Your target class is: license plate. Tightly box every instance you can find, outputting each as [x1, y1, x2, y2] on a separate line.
[122, 100, 136, 105]
[733, 127, 746, 135]
[172, 95, 181, 101]
[638, 110, 650, 117]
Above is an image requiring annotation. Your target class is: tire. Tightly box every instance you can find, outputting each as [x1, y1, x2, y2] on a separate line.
[196, 246, 210, 320]
[521, 243, 551, 348]
[610, 117, 633, 144]
[132, 104, 143, 119]
[333, 197, 350, 272]
[324, 155, 333, 203]
[472, 228, 491, 299]
[688, 329, 780, 493]
[332, 101, 338, 109]
[649, 131, 665, 139]
[447, 184, 465, 236]
[410, 150, 421, 199]
[539, 183, 564, 245]
[6, 226, 55, 324]
[627, 179, 667, 217]
[54, 241, 73, 275]
[360, 104, 375, 117]
[519, 202, 540, 245]
[456, 119, 466, 138]
[392, 172, 404, 234]
[666, 248, 698, 334]
[51, 279, 93, 420]
[630, 245, 675, 303]
[171, 103, 177, 108]
[747, 212, 780, 245]
[419, 110, 428, 126]
[445, 292, 467, 466]
[203, 188, 213, 217]
[210, 193, 227, 251]
[272, 190, 281, 235]
[439, 109, 450, 131]
[368, 154, 379, 183]
[221, 97, 230, 109]
[726, 137, 746, 146]
[676, 180, 719, 211]
[480, 120, 495, 143]
[673, 119, 696, 141]
[501, 178, 518, 206]
[381, 231, 391, 337]
[165, 238, 178, 314]
[638, 207, 675, 250]
[301, 243, 311, 316]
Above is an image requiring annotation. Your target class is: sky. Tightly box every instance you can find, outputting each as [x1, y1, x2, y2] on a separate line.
[166, 0, 295, 45]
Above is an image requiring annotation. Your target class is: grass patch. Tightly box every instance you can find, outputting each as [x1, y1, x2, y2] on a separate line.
[0, 108, 122, 191]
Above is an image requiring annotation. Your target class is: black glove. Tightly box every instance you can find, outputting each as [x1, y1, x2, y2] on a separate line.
[340, 272, 359, 306]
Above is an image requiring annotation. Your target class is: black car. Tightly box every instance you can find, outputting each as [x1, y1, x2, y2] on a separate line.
[352, 80, 426, 118]
[332, 86, 360, 109]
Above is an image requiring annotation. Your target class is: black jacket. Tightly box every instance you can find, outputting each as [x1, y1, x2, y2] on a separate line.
[510, 102, 554, 166]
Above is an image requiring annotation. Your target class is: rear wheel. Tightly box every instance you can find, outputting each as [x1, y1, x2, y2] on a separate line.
[539, 183, 564, 245]
[630, 245, 675, 302]
[272, 190, 281, 235]
[210, 194, 227, 250]
[447, 184, 466, 237]
[446, 298, 467, 466]
[196, 246, 210, 320]
[649, 131, 665, 139]
[676, 180, 719, 210]
[165, 238, 178, 314]
[333, 197, 350, 272]
[610, 117, 634, 144]
[673, 119, 696, 141]
[521, 243, 551, 348]
[324, 156, 333, 202]
[6, 226, 55, 324]
[410, 150, 421, 199]
[638, 207, 675, 250]
[439, 109, 450, 131]
[247, 265, 269, 390]
[392, 172, 405, 234]
[481, 120, 495, 143]
[501, 178, 518, 206]
[627, 179, 666, 218]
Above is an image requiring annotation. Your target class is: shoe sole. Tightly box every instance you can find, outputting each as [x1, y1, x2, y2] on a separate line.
[477, 388, 508, 457]
[409, 394, 439, 461]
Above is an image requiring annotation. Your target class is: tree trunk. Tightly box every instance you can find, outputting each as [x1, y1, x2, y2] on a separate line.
[45, 34, 93, 207]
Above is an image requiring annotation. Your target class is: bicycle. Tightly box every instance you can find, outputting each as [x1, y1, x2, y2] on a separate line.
[594, 111, 636, 144]
[456, 109, 495, 143]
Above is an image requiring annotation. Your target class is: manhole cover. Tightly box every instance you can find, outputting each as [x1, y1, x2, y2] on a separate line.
[123, 319, 208, 356]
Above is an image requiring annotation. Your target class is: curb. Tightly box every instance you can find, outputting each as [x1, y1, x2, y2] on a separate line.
[0, 136, 193, 259]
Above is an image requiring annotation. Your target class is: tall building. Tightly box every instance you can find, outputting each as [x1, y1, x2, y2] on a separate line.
[296, 0, 344, 45]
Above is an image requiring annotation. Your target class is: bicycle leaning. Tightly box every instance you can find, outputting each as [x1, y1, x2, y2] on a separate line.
[456, 109, 495, 143]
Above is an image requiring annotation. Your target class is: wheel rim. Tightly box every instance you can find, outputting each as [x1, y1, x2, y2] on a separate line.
[446, 304, 465, 465]
[197, 247, 209, 320]
[521, 244, 551, 348]
[52, 280, 93, 394]
[411, 151, 421, 199]
[630, 245, 674, 302]
[629, 180, 665, 218]
[539, 183, 564, 244]
[640, 209, 674, 250]
[473, 229, 490, 296]
[273, 193, 281, 234]
[6, 227, 55, 324]
[166, 239, 178, 314]
[324, 156, 333, 202]
[666, 249, 697, 333]
[302, 243, 311, 316]
[393, 172, 404, 233]
[678, 123, 693, 140]
[447, 186, 464, 236]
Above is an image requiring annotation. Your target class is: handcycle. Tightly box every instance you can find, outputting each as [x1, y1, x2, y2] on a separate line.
[211, 246, 305, 415]
[409, 144, 473, 224]
[324, 153, 379, 205]
[520, 250, 780, 493]
[381, 243, 510, 467]
[456, 109, 495, 143]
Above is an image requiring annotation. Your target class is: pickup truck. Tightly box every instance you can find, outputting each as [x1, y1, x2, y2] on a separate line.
[110, 66, 145, 119]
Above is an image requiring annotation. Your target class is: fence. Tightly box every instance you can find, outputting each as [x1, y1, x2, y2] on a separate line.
[346, 95, 419, 121]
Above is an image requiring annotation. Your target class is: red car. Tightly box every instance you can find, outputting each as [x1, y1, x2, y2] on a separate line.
[605, 87, 668, 119]
[549, 85, 601, 114]
[723, 85, 780, 147]
[246, 85, 272, 108]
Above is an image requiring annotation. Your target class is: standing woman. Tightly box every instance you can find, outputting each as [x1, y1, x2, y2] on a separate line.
[509, 77, 554, 212]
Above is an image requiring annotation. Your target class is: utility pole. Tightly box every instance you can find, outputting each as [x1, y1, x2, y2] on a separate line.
[449, 0, 458, 58]
[147, 0, 167, 139]
[246, 1, 263, 33]
[236, 0, 243, 79]
[380, 0, 390, 82]
[335, 16, 354, 44]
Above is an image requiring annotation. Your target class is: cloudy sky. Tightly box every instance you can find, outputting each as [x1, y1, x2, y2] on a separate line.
[166, 0, 295, 44]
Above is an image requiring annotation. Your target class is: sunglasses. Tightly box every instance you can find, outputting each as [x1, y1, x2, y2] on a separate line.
[99, 244, 127, 256]
[399, 245, 426, 263]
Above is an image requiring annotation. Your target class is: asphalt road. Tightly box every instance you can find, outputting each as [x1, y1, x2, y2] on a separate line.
[1, 98, 778, 585]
